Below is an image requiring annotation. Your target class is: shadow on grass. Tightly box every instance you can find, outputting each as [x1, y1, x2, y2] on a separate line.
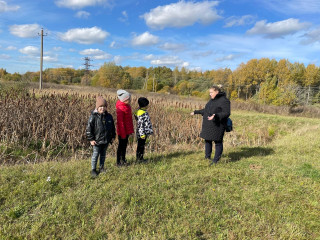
[140, 150, 197, 164]
[226, 146, 275, 163]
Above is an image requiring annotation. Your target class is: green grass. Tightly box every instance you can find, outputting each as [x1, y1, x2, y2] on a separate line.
[1, 114, 320, 239]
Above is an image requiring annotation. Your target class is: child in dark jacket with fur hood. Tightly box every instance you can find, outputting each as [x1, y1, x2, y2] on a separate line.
[86, 96, 115, 177]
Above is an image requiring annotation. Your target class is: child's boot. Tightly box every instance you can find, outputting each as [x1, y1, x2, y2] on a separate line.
[99, 166, 106, 173]
[91, 169, 98, 177]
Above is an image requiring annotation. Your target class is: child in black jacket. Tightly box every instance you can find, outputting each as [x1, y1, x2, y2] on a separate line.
[86, 96, 115, 177]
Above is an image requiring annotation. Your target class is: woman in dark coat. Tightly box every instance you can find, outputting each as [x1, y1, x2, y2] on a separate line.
[191, 85, 230, 165]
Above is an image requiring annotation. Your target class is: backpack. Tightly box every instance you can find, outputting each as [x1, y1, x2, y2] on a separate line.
[225, 118, 233, 132]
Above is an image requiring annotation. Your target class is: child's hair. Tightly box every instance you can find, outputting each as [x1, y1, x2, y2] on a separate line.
[210, 84, 224, 92]
[138, 97, 149, 108]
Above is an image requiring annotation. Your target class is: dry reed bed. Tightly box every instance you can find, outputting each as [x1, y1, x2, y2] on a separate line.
[0, 88, 273, 164]
[33, 82, 320, 119]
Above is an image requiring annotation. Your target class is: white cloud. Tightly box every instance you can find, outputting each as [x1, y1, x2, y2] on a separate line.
[79, 48, 104, 55]
[109, 41, 117, 48]
[247, 18, 310, 38]
[160, 42, 185, 51]
[79, 48, 112, 60]
[55, 0, 108, 9]
[215, 54, 239, 62]
[59, 27, 109, 44]
[5, 46, 17, 50]
[43, 55, 58, 62]
[53, 47, 62, 51]
[263, 0, 320, 14]
[75, 11, 90, 18]
[182, 62, 190, 68]
[301, 27, 320, 44]
[132, 32, 159, 46]
[192, 50, 213, 58]
[0, 54, 10, 59]
[19, 46, 57, 62]
[224, 15, 256, 28]
[19, 46, 39, 56]
[0, 0, 20, 13]
[113, 55, 123, 64]
[150, 55, 189, 67]
[9, 24, 41, 38]
[191, 32, 320, 70]
[93, 54, 112, 60]
[142, 1, 221, 29]
[144, 54, 155, 60]
[119, 11, 128, 22]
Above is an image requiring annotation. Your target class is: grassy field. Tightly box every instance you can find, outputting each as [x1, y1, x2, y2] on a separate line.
[1, 111, 320, 239]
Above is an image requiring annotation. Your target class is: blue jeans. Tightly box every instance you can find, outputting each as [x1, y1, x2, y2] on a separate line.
[91, 144, 108, 170]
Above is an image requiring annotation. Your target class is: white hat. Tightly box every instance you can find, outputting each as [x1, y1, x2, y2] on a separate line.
[117, 89, 131, 102]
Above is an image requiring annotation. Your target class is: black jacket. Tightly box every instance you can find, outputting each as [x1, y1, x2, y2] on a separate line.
[86, 111, 116, 145]
[194, 92, 230, 141]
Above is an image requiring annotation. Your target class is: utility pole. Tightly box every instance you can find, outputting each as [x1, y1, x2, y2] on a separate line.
[38, 28, 47, 90]
[82, 57, 92, 85]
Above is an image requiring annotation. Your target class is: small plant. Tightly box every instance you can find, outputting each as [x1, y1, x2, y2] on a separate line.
[268, 126, 276, 137]
[8, 206, 24, 219]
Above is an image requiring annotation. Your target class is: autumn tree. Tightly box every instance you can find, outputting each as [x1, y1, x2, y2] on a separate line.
[91, 62, 123, 88]
[0, 68, 8, 79]
[305, 64, 320, 87]
[289, 62, 306, 86]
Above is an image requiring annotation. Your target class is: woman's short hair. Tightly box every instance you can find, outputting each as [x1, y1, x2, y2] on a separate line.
[210, 84, 223, 92]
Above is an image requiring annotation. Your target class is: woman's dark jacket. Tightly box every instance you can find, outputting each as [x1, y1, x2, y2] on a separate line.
[194, 92, 230, 141]
[86, 110, 116, 145]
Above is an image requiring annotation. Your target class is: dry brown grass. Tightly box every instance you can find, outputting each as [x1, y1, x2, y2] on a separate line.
[0, 86, 205, 164]
[1, 82, 318, 164]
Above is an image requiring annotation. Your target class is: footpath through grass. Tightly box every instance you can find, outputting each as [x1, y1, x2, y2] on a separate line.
[1, 116, 320, 239]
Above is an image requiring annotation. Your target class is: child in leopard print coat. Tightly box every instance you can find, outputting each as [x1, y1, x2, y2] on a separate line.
[134, 97, 153, 161]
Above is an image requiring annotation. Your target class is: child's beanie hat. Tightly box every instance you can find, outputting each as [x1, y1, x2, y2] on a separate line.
[117, 89, 131, 102]
[138, 97, 149, 108]
[96, 96, 107, 109]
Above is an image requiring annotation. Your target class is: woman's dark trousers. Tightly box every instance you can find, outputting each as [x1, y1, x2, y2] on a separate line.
[205, 140, 223, 162]
[117, 135, 129, 165]
[136, 137, 147, 161]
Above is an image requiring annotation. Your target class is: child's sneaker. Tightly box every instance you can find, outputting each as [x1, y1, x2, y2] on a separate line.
[99, 167, 106, 173]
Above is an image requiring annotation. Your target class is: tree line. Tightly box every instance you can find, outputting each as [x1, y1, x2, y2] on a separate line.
[1, 58, 320, 106]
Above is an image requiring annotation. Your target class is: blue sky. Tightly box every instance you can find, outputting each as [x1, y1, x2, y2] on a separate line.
[1, 0, 320, 74]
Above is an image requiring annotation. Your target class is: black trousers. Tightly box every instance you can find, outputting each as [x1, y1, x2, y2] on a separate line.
[136, 137, 147, 160]
[117, 135, 129, 164]
[205, 140, 223, 162]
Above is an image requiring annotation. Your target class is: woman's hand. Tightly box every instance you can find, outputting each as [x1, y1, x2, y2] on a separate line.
[190, 112, 195, 116]
[207, 114, 215, 120]
[90, 140, 96, 146]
